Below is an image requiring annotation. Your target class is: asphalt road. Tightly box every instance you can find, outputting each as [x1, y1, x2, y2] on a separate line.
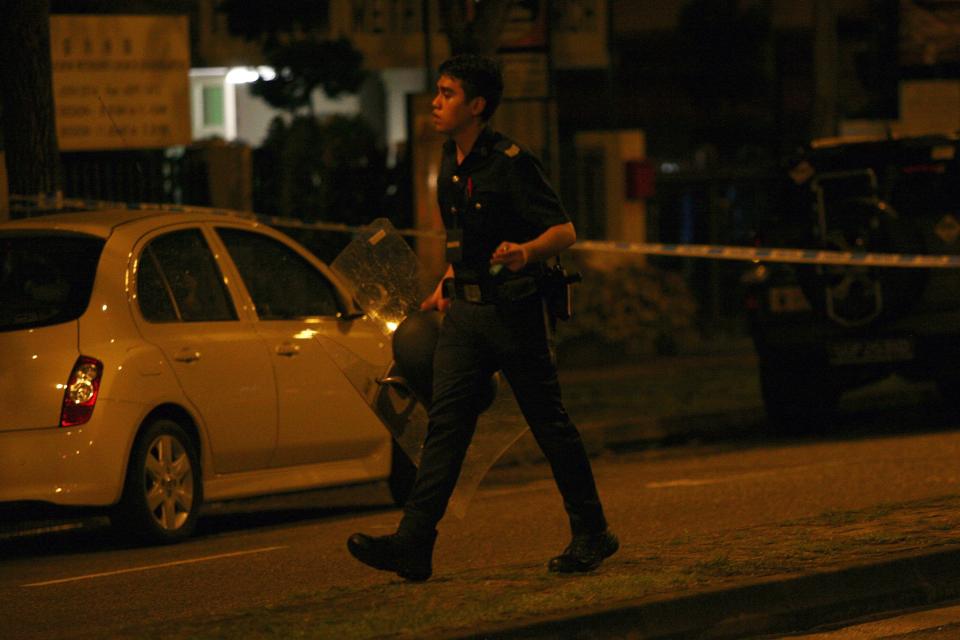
[3, 404, 960, 640]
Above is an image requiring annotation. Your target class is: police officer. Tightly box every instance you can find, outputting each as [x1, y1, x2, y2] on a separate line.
[348, 54, 617, 581]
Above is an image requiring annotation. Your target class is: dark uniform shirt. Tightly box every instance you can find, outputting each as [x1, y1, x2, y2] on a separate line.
[394, 128, 609, 541]
[438, 127, 569, 283]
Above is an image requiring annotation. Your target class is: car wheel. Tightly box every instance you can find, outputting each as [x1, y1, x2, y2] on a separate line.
[112, 419, 202, 544]
[388, 441, 417, 506]
[758, 353, 839, 433]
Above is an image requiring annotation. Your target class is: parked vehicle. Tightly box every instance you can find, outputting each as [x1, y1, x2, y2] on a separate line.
[0, 208, 416, 542]
[743, 134, 960, 428]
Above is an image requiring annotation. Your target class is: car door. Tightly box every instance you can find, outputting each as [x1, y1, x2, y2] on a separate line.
[213, 226, 390, 468]
[132, 226, 278, 473]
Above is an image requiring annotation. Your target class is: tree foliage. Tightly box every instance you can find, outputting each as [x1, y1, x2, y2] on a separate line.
[217, 0, 378, 228]
[217, 0, 364, 114]
[254, 114, 387, 228]
[250, 39, 365, 113]
[218, 0, 332, 46]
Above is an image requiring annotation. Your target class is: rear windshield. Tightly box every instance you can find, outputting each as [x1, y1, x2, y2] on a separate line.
[0, 233, 105, 332]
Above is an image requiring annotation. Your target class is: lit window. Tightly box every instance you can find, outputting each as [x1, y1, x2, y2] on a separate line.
[202, 85, 224, 127]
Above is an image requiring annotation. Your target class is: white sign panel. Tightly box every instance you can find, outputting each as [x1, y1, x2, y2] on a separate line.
[50, 15, 191, 151]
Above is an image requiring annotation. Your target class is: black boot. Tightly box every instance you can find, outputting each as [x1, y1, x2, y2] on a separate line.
[347, 530, 437, 581]
[548, 530, 619, 573]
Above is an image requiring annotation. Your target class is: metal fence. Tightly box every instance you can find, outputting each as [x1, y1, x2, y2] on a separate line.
[56, 146, 777, 333]
[60, 147, 210, 205]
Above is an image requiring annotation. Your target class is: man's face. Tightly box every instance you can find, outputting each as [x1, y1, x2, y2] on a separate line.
[431, 74, 485, 136]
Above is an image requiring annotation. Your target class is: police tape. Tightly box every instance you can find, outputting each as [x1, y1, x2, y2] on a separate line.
[10, 194, 960, 269]
[574, 240, 960, 269]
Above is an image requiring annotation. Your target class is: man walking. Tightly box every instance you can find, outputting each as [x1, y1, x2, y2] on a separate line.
[348, 54, 617, 581]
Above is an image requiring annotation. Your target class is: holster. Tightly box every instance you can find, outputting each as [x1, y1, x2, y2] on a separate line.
[541, 261, 582, 321]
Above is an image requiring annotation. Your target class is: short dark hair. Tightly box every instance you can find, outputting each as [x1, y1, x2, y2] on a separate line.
[438, 54, 504, 121]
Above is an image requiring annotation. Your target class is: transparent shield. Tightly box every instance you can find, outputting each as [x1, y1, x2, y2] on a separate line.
[317, 335, 429, 467]
[325, 219, 529, 518]
[330, 219, 430, 335]
[447, 377, 527, 518]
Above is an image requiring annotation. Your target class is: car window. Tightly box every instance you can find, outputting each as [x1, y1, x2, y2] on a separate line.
[137, 229, 237, 323]
[216, 228, 341, 319]
[136, 250, 178, 322]
[0, 233, 104, 332]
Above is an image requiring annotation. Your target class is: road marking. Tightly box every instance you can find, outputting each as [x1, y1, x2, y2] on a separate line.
[0, 522, 86, 540]
[647, 478, 727, 488]
[477, 479, 556, 498]
[21, 545, 287, 588]
[646, 470, 780, 489]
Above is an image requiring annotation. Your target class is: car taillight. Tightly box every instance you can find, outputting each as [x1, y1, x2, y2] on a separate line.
[60, 356, 103, 427]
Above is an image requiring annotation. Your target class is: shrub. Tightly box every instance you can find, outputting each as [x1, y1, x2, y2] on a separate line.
[557, 255, 700, 357]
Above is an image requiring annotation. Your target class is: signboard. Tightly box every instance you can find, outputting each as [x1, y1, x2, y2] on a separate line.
[50, 15, 191, 151]
[500, 0, 548, 50]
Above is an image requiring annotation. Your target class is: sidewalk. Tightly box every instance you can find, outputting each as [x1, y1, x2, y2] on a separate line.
[460, 346, 960, 639]
[501, 344, 765, 467]
[561, 347, 765, 446]
[458, 510, 960, 639]
[136, 344, 960, 640]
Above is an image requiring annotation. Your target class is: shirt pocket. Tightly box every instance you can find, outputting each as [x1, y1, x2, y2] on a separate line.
[468, 189, 508, 222]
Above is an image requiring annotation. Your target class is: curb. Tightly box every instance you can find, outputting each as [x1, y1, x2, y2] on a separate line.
[496, 407, 766, 467]
[451, 546, 960, 639]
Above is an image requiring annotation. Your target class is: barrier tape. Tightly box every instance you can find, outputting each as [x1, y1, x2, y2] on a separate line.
[574, 240, 960, 269]
[10, 194, 960, 269]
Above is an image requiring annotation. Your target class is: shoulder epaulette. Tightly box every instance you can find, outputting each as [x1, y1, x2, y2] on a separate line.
[494, 139, 522, 158]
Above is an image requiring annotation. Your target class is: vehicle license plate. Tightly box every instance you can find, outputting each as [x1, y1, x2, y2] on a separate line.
[827, 337, 915, 365]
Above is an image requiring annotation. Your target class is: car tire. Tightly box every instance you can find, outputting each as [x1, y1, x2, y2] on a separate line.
[112, 419, 203, 544]
[388, 441, 417, 507]
[758, 353, 839, 433]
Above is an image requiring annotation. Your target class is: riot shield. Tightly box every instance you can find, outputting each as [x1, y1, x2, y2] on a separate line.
[325, 218, 529, 518]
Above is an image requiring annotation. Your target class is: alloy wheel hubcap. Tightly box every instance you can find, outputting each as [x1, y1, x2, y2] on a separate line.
[144, 434, 194, 531]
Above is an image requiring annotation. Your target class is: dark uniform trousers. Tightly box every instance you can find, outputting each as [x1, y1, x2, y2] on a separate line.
[398, 294, 608, 539]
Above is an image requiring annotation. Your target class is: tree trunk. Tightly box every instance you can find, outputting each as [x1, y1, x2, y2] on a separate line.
[0, 0, 61, 199]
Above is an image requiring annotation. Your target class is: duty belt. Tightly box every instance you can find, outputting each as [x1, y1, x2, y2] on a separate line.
[443, 276, 539, 304]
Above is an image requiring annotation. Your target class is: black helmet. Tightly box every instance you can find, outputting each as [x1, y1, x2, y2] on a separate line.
[392, 310, 498, 411]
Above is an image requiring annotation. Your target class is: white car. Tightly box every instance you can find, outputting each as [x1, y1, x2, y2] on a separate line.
[0, 208, 416, 542]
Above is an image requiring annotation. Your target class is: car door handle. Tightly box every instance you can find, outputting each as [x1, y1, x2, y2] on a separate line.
[174, 348, 202, 363]
[276, 342, 300, 357]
